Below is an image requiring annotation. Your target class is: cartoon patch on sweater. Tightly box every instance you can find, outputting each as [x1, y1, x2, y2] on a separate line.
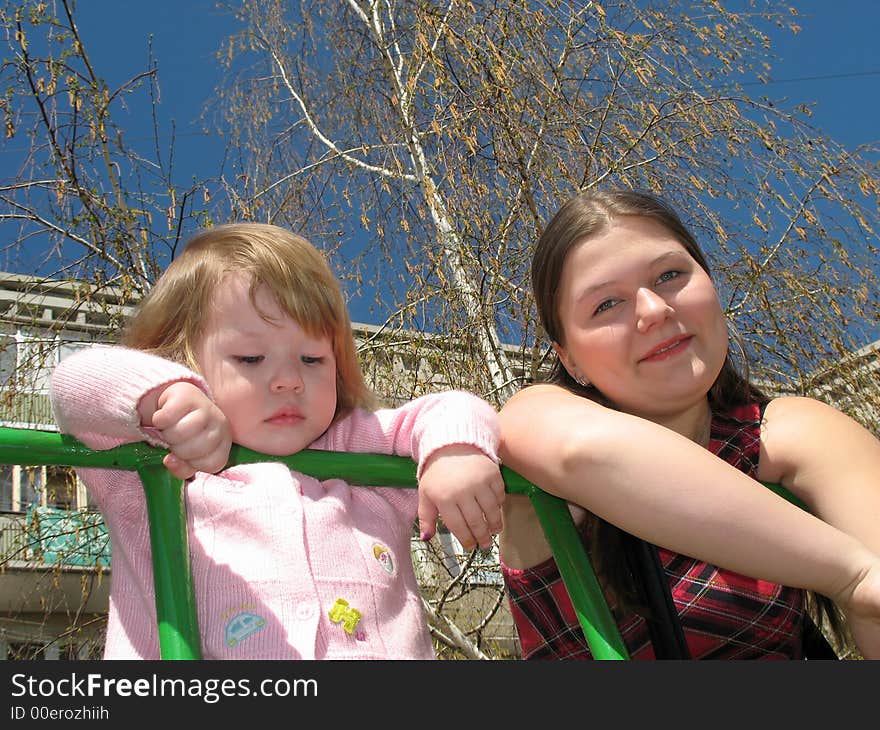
[225, 611, 266, 647]
[373, 543, 394, 574]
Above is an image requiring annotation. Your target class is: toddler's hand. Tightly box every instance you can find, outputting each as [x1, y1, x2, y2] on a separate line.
[137, 381, 232, 480]
[417, 444, 505, 551]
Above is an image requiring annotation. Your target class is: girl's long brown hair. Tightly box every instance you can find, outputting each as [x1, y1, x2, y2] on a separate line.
[531, 188, 844, 651]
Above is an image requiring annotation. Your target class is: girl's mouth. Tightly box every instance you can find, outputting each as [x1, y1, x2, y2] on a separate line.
[639, 335, 692, 362]
[266, 409, 304, 425]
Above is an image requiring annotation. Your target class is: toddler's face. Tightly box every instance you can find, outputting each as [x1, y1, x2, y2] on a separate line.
[194, 273, 337, 455]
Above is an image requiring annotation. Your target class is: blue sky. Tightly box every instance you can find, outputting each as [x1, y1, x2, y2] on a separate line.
[73, 1, 879, 167]
[746, 0, 879, 149]
[63, 1, 880, 328]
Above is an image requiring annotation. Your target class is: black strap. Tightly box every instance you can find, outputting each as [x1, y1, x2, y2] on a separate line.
[802, 615, 839, 660]
[621, 533, 691, 659]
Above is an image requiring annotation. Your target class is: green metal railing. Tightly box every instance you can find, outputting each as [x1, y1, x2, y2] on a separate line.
[0, 425, 809, 661]
[0, 425, 630, 660]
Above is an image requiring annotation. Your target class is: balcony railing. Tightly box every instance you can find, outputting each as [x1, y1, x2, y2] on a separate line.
[1, 507, 109, 567]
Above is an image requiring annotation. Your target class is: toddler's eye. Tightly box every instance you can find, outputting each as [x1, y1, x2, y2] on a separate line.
[301, 355, 325, 365]
[235, 355, 264, 364]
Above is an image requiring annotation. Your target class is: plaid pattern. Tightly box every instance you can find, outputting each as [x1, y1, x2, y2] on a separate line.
[502, 402, 805, 660]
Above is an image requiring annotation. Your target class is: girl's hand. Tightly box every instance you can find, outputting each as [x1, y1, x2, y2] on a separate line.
[837, 561, 880, 659]
[137, 381, 232, 480]
[416, 444, 505, 551]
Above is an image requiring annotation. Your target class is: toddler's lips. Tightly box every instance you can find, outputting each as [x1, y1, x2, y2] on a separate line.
[266, 410, 304, 425]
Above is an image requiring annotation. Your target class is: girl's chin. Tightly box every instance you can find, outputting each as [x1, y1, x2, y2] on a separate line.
[232, 433, 300, 457]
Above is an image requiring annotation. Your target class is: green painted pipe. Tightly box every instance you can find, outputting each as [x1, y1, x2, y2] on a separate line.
[0, 426, 807, 661]
[138, 465, 200, 660]
[0, 427, 200, 659]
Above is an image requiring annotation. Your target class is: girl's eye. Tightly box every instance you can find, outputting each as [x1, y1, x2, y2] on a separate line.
[593, 298, 619, 315]
[301, 355, 325, 365]
[656, 270, 681, 284]
[235, 355, 264, 364]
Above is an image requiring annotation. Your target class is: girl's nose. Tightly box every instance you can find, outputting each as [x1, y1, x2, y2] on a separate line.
[270, 364, 304, 393]
[635, 288, 673, 333]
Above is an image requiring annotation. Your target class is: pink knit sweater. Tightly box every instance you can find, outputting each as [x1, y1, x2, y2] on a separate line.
[50, 346, 500, 659]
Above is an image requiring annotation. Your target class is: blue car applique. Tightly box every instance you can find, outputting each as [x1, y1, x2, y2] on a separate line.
[225, 611, 266, 647]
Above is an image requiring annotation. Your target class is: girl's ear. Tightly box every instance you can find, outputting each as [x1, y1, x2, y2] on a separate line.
[552, 341, 579, 381]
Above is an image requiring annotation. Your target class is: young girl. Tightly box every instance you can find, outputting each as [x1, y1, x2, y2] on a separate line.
[500, 188, 880, 659]
[50, 223, 505, 660]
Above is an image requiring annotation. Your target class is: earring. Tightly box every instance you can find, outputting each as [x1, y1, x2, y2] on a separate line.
[573, 375, 590, 388]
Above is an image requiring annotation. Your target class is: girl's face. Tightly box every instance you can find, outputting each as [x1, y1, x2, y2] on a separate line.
[194, 273, 338, 455]
[553, 215, 729, 422]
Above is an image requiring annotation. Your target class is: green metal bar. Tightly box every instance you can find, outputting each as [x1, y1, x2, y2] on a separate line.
[226, 444, 422, 487]
[138, 465, 201, 660]
[0, 427, 167, 470]
[0, 426, 623, 659]
[530, 489, 630, 659]
[500, 467, 629, 659]
[762, 481, 808, 511]
[0, 426, 200, 659]
[0, 425, 809, 661]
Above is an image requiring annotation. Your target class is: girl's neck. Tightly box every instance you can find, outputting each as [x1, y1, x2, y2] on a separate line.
[651, 401, 713, 447]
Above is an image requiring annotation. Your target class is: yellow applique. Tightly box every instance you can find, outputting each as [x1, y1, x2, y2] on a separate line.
[328, 598, 362, 635]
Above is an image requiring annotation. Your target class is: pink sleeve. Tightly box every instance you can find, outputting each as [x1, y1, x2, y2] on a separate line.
[314, 390, 500, 476]
[49, 345, 209, 451]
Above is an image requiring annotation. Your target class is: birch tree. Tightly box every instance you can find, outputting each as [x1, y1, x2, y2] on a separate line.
[215, 0, 878, 415]
[1, 0, 217, 305]
[214, 0, 879, 657]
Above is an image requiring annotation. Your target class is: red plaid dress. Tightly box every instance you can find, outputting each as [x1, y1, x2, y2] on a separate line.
[501, 402, 805, 660]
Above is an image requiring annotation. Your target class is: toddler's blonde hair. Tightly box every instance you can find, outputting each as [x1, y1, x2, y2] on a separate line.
[122, 223, 375, 418]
